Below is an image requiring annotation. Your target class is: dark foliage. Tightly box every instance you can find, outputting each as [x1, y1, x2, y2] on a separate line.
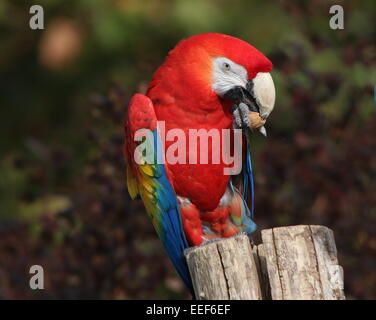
[0, 0, 375, 299]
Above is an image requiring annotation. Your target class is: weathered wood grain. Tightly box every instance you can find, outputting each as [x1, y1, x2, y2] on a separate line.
[310, 225, 345, 300]
[184, 234, 262, 300]
[260, 228, 283, 299]
[261, 225, 345, 300]
[185, 225, 344, 300]
[254, 244, 271, 300]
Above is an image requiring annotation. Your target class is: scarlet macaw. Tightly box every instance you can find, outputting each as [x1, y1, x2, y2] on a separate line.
[124, 33, 275, 291]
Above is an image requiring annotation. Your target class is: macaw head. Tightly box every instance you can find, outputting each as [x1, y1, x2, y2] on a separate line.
[210, 38, 275, 128]
[156, 33, 275, 135]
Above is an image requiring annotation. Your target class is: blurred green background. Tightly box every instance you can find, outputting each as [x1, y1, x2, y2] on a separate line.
[0, 0, 375, 299]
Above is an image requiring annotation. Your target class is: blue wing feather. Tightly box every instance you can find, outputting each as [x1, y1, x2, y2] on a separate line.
[151, 130, 193, 292]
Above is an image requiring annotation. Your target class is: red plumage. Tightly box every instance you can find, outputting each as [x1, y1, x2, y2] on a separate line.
[127, 33, 272, 246]
[147, 33, 271, 211]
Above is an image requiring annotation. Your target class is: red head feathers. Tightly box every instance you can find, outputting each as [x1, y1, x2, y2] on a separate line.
[147, 33, 273, 116]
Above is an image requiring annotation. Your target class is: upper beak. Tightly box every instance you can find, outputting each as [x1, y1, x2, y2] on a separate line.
[251, 72, 275, 120]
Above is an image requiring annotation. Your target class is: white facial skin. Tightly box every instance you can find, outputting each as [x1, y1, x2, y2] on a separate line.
[211, 57, 248, 97]
[211, 57, 275, 120]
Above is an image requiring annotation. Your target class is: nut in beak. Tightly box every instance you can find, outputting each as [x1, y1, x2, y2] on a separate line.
[248, 111, 266, 129]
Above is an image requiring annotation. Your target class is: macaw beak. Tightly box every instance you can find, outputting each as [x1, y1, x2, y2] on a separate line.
[226, 72, 275, 137]
[252, 72, 276, 120]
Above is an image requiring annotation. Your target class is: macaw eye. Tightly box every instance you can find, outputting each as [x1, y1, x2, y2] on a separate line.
[222, 62, 231, 71]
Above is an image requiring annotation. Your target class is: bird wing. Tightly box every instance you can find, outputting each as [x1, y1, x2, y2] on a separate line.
[124, 94, 192, 291]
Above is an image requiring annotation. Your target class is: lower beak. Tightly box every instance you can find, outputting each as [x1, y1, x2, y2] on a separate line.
[224, 86, 259, 113]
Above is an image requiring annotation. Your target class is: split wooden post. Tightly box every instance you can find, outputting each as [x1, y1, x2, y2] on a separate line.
[184, 225, 345, 300]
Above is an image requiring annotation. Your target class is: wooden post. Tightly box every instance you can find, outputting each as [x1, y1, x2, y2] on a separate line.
[184, 234, 262, 300]
[184, 225, 345, 300]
